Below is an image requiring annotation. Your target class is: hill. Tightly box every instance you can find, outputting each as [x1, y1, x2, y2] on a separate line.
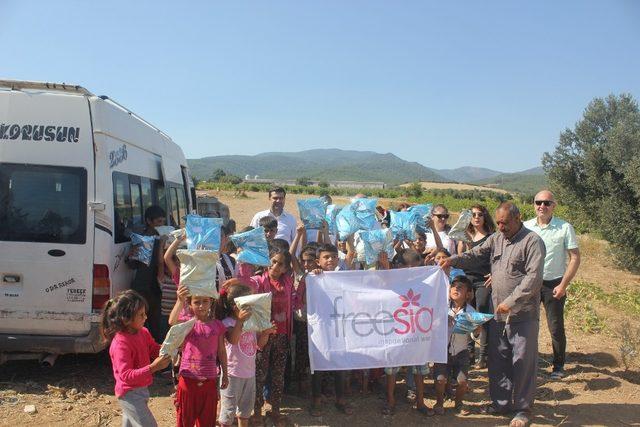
[435, 166, 503, 183]
[188, 149, 446, 186]
[475, 167, 547, 196]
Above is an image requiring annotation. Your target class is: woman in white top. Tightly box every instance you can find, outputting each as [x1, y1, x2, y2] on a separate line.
[425, 204, 456, 259]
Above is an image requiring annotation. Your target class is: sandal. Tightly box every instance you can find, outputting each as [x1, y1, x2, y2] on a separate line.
[454, 402, 470, 416]
[509, 412, 531, 427]
[480, 404, 507, 415]
[335, 401, 354, 415]
[416, 405, 434, 416]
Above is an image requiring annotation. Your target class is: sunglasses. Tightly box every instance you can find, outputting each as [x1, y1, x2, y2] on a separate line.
[472, 212, 484, 218]
[534, 200, 554, 207]
[433, 214, 450, 220]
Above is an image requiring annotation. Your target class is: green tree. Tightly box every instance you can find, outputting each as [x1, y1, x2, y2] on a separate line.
[542, 93, 640, 271]
[296, 177, 312, 186]
[318, 180, 330, 188]
[211, 168, 226, 181]
[406, 182, 423, 198]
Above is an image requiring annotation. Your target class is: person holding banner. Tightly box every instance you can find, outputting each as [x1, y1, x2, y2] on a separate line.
[309, 243, 353, 417]
[440, 202, 545, 427]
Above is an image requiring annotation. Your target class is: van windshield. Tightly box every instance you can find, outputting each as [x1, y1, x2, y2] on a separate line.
[0, 163, 87, 244]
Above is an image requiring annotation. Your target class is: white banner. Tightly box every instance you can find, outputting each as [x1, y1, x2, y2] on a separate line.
[306, 266, 449, 371]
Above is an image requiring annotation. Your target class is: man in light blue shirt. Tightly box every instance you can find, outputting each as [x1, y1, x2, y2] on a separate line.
[524, 190, 580, 380]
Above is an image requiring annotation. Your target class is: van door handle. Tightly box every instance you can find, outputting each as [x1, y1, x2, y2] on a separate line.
[3, 274, 21, 284]
[48, 249, 66, 257]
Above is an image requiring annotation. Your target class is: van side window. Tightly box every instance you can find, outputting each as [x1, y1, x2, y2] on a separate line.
[130, 182, 143, 228]
[141, 178, 153, 212]
[113, 172, 131, 243]
[113, 172, 166, 243]
[177, 186, 187, 222]
[169, 187, 180, 227]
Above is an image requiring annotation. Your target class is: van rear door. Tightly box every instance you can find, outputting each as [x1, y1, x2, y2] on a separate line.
[0, 89, 94, 336]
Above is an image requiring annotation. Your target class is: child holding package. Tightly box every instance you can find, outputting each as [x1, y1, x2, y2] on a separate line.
[101, 290, 171, 427]
[383, 249, 432, 416]
[309, 243, 353, 417]
[248, 247, 295, 426]
[169, 285, 229, 427]
[432, 275, 476, 415]
[218, 284, 277, 427]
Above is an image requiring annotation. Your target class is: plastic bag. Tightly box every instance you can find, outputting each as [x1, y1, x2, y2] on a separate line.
[130, 233, 155, 266]
[452, 312, 494, 334]
[233, 292, 273, 332]
[186, 214, 223, 251]
[351, 198, 378, 231]
[155, 225, 175, 236]
[359, 228, 394, 265]
[389, 210, 418, 241]
[159, 317, 196, 364]
[449, 268, 467, 283]
[336, 206, 360, 241]
[230, 227, 271, 267]
[447, 209, 472, 242]
[325, 204, 341, 235]
[408, 204, 433, 232]
[176, 249, 219, 297]
[297, 198, 326, 229]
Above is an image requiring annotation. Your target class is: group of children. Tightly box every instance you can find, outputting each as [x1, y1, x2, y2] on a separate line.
[100, 200, 487, 427]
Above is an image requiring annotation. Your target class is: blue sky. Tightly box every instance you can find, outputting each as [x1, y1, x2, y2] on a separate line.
[2, 1, 639, 172]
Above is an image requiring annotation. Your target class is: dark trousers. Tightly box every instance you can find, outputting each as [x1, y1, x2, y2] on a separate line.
[311, 371, 346, 400]
[540, 277, 566, 370]
[470, 282, 492, 359]
[488, 319, 539, 413]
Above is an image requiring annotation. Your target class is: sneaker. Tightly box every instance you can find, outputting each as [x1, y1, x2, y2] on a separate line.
[550, 369, 565, 380]
[475, 356, 487, 370]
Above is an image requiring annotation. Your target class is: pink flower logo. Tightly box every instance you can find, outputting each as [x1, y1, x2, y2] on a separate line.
[399, 288, 421, 307]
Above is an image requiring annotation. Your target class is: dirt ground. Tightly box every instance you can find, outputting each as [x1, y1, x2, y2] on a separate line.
[1, 191, 639, 427]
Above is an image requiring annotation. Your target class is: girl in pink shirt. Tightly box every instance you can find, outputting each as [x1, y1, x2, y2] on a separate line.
[101, 290, 171, 427]
[249, 249, 295, 427]
[218, 283, 277, 427]
[169, 285, 228, 427]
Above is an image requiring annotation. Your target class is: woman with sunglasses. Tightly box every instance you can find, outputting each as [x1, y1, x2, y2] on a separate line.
[457, 204, 496, 369]
[425, 204, 457, 261]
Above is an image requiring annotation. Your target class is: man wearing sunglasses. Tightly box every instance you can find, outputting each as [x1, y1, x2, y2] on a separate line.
[524, 190, 580, 381]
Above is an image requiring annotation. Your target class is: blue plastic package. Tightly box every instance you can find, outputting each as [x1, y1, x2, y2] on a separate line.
[186, 215, 223, 251]
[449, 268, 467, 283]
[297, 198, 326, 229]
[408, 204, 433, 232]
[325, 204, 341, 235]
[389, 210, 418, 241]
[130, 233, 155, 266]
[351, 198, 378, 231]
[452, 312, 494, 334]
[359, 228, 394, 265]
[229, 226, 271, 267]
[335, 205, 360, 241]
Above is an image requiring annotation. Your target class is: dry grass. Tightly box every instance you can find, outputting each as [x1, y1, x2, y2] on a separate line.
[400, 181, 510, 194]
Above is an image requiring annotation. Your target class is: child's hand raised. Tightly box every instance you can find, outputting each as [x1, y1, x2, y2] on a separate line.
[296, 224, 306, 235]
[176, 285, 190, 303]
[263, 322, 278, 335]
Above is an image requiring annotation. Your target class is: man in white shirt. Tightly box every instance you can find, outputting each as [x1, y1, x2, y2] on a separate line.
[250, 187, 297, 244]
[524, 190, 580, 380]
